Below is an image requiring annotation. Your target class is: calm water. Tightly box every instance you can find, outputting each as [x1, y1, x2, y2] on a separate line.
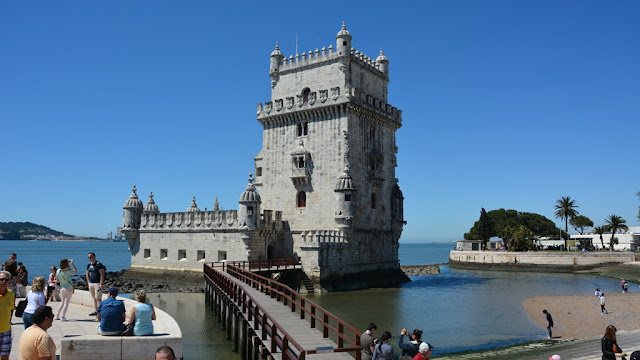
[0, 240, 631, 358]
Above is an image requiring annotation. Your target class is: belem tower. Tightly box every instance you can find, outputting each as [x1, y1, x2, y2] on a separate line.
[121, 23, 408, 291]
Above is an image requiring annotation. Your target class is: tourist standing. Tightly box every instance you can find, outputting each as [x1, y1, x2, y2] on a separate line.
[360, 322, 377, 360]
[127, 289, 156, 336]
[55, 258, 77, 321]
[97, 287, 125, 335]
[0, 271, 15, 360]
[1, 254, 17, 294]
[16, 263, 28, 298]
[595, 288, 602, 297]
[372, 331, 395, 360]
[623, 281, 628, 293]
[398, 328, 423, 358]
[600, 293, 608, 314]
[155, 346, 177, 360]
[86, 252, 106, 316]
[413, 342, 434, 360]
[543, 310, 553, 338]
[620, 278, 625, 293]
[45, 266, 59, 303]
[23, 276, 47, 329]
[18, 306, 56, 360]
[601, 325, 625, 360]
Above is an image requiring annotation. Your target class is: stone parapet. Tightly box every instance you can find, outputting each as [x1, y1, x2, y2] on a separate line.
[140, 209, 282, 232]
[449, 250, 636, 269]
[60, 289, 182, 360]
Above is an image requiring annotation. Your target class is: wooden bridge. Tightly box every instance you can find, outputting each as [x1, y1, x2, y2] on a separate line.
[204, 259, 363, 360]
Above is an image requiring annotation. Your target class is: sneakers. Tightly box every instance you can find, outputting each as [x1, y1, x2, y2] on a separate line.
[55, 317, 60, 320]
[89, 311, 97, 316]
[61, 318, 69, 321]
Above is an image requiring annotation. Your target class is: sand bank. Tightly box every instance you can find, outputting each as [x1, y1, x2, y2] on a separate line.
[524, 292, 640, 339]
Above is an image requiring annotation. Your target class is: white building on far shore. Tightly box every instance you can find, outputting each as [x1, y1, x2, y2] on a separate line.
[570, 226, 640, 251]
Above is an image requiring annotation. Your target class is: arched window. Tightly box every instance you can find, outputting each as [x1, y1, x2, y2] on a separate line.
[297, 191, 306, 208]
[297, 123, 303, 137]
[371, 193, 377, 209]
[302, 121, 308, 136]
[302, 88, 310, 103]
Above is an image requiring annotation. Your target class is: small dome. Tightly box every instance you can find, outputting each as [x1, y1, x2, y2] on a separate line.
[335, 165, 357, 191]
[336, 22, 351, 38]
[143, 192, 159, 214]
[239, 174, 261, 203]
[376, 48, 388, 62]
[124, 185, 143, 208]
[270, 42, 283, 57]
[186, 196, 200, 212]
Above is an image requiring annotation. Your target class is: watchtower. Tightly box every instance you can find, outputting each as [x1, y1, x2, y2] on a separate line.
[255, 23, 407, 291]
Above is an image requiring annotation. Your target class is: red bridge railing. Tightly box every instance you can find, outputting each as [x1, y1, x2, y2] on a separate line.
[204, 259, 362, 360]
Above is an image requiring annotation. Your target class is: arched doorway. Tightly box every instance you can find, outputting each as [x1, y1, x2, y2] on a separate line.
[267, 244, 275, 260]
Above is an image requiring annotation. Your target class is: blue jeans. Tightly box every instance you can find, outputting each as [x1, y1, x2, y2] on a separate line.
[23, 312, 34, 329]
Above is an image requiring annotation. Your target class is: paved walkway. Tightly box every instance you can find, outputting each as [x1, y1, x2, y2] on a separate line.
[10, 301, 98, 360]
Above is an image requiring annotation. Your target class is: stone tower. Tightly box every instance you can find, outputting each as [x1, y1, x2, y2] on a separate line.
[255, 23, 407, 290]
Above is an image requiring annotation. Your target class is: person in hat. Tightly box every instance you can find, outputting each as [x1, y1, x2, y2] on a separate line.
[413, 342, 434, 360]
[97, 287, 126, 336]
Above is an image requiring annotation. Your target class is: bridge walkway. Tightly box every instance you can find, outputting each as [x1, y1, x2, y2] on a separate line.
[205, 260, 361, 360]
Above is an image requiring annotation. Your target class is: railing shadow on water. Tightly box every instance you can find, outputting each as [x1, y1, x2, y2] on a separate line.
[204, 259, 362, 360]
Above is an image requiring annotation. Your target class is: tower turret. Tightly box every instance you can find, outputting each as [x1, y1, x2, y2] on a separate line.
[334, 165, 357, 232]
[376, 48, 389, 78]
[186, 196, 200, 212]
[269, 42, 284, 88]
[238, 174, 261, 229]
[335, 22, 352, 56]
[122, 185, 143, 251]
[143, 192, 159, 214]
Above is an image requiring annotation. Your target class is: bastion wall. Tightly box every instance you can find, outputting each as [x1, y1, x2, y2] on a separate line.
[449, 250, 637, 268]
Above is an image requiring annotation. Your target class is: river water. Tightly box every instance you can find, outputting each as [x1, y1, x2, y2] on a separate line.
[0, 241, 632, 358]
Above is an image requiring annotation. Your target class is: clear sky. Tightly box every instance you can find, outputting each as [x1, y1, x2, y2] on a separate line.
[1, 1, 638, 242]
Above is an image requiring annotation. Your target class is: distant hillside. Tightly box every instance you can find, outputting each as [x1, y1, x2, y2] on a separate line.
[0, 222, 73, 240]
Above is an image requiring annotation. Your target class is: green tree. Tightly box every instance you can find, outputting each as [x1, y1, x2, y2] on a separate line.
[594, 226, 606, 249]
[569, 215, 594, 235]
[464, 208, 561, 242]
[604, 215, 628, 250]
[504, 225, 535, 251]
[554, 196, 579, 250]
[478, 208, 492, 250]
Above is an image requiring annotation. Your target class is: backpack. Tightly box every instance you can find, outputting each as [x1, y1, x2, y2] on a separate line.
[630, 350, 640, 360]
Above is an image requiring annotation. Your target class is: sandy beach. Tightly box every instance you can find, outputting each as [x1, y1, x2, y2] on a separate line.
[524, 292, 640, 339]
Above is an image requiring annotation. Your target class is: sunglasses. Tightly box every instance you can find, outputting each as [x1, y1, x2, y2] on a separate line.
[0, 278, 9, 282]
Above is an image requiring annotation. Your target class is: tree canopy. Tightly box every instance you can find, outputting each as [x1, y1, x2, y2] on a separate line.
[464, 208, 561, 242]
[570, 215, 594, 235]
[0, 222, 72, 240]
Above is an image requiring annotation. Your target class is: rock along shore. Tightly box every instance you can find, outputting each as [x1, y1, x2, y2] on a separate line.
[71, 265, 441, 294]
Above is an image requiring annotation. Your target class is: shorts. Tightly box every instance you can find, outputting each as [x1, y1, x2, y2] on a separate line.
[0, 329, 11, 355]
[89, 283, 103, 300]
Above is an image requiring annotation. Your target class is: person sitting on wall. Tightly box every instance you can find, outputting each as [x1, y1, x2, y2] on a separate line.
[97, 287, 126, 335]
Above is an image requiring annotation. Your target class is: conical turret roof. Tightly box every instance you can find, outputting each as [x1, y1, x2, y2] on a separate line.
[143, 192, 159, 214]
[186, 196, 200, 212]
[239, 174, 261, 203]
[124, 185, 143, 208]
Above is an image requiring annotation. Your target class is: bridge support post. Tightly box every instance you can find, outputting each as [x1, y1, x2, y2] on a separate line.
[226, 301, 233, 340]
[233, 308, 239, 352]
[253, 334, 260, 360]
[240, 318, 248, 360]
[221, 299, 227, 329]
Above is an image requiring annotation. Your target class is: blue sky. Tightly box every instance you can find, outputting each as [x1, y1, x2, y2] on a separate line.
[1, 1, 638, 242]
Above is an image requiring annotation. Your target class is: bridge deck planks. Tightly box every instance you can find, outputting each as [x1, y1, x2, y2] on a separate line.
[216, 269, 355, 359]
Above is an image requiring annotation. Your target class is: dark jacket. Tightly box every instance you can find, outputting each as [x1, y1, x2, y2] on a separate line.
[602, 336, 621, 360]
[398, 334, 420, 357]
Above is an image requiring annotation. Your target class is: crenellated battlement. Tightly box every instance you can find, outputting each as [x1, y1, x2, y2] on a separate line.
[256, 87, 401, 125]
[300, 230, 349, 245]
[276, 46, 383, 77]
[140, 209, 282, 232]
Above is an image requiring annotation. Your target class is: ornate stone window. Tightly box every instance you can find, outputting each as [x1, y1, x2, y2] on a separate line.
[297, 191, 307, 208]
[290, 140, 311, 185]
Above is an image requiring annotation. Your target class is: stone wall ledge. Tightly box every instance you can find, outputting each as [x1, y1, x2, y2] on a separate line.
[449, 250, 637, 272]
[60, 289, 182, 360]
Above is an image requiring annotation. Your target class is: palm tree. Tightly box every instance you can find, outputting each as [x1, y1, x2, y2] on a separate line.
[604, 214, 628, 251]
[554, 196, 579, 250]
[593, 226, 606, 249]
